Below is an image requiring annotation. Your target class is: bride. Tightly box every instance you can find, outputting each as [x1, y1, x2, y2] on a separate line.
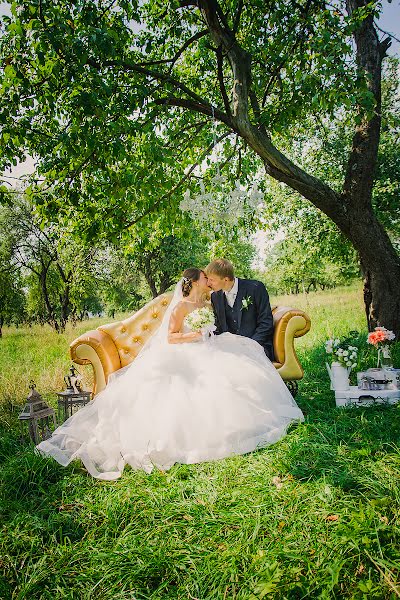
[37, 268, 304, 480]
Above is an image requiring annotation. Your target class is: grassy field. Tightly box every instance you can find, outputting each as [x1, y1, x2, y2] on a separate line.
[0, 284, 399, 599]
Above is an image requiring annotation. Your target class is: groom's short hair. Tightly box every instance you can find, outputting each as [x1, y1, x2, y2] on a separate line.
[206, 258, 234, 280]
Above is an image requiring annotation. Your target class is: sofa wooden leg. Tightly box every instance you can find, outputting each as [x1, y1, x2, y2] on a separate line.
[285, 380, 298, 398]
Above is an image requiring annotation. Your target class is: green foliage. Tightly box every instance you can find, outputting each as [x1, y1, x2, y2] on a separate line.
[0, 196, 109, 331]
[124, 229, 211, 297]
[0, 192, 259, 328]
[98, 250, 148, 314]
[0, 227, 25, 333]
[209, 235, 257, 278]
[263, 234, 359, 295]
[0, 0, 392, 239]
[257, 57, 399, 290]
[373, 59, 400, 247]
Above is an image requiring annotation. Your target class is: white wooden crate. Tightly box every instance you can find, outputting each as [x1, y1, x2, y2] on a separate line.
[335, 386, 400, 408]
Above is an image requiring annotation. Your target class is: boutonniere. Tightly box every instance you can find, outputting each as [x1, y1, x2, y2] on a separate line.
[241, 296, 253, 310]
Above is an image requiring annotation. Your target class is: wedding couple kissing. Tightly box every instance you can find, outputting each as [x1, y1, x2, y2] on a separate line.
[173, 258, 274, 361]
[37, 259, 304, 480]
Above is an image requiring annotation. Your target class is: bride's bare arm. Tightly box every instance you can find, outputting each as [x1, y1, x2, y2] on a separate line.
[168, 304, 202, 344]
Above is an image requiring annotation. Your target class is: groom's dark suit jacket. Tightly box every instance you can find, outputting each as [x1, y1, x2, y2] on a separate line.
[211, 278, 274, 361]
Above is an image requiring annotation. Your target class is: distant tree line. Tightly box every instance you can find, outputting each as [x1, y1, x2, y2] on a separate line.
[0, 196, 257, 336]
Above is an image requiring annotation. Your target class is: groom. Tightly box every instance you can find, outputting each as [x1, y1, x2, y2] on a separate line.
[206, 258, 274, 361]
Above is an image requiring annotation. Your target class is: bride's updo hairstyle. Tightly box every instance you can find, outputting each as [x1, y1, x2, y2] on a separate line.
[181, 268, 203, 297]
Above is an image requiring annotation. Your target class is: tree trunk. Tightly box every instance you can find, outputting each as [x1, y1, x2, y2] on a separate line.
[59, 285, 70, 332]
[0, 315, 3, 338]
[194, 0, 400, 337]
[344, 208, 400, 332]
[144, 273, 158, 298]
[57, 264, 73, 331]
[159, 275, 174, 295]
[342, 0, 399, 333]
[39, 262, 59, 332]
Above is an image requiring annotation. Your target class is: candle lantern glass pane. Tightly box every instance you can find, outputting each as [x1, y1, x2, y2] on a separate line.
[57, 391, 92, 423]
[18, 385, 57, 445]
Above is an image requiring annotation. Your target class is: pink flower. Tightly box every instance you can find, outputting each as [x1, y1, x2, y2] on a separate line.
[367, 327, 395, 346]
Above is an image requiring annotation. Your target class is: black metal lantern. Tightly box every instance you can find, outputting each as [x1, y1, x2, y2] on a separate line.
[57, 390, 92, 422]
[18, 381, 57, 444]
[57, 366, 92, 423]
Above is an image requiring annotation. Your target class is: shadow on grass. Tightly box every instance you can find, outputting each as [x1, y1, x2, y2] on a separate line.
[0, 428, 90, 540]
[280, 341, 400, 491]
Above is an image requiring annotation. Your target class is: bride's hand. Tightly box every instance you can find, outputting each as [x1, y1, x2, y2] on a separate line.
[168, 305, 203, 344]
[187, 331, 202, 343]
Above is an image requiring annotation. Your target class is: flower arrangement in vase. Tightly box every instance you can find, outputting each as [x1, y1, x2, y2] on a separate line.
[367, 327, 395, 368]
[325, 337, 359, 391]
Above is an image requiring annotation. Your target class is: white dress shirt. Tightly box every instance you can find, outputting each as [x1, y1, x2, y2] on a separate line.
[225, 277, 238, 308]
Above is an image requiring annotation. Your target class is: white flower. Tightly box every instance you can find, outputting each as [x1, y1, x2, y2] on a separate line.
[185, 307, 215, 333]
[375, 327, 395, 341]
[241, 296, 253, 310]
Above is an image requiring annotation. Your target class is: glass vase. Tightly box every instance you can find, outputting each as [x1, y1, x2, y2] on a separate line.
[377, 344, 393, 369]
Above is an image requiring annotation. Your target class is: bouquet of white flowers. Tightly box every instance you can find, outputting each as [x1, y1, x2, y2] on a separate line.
[325, 337, 358, 369]
[184, 307, 216, 338]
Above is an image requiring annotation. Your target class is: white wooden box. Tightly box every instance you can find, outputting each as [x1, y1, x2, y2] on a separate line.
[335, 386, 400, 408]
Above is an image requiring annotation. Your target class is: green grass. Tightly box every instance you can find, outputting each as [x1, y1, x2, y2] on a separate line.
[0, 283, 399, 599]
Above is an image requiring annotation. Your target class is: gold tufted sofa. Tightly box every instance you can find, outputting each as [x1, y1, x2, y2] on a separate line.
[70, 293, 311, 396]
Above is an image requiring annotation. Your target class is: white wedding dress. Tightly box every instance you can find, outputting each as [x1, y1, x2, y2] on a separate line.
[37, 280, 304, 480]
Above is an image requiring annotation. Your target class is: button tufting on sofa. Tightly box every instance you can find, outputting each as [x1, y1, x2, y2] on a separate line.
[70, 292, 311, 396]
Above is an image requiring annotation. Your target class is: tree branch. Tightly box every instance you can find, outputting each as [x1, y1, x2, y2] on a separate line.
[216, 45, 232, 118]
[168, 30, 209, 72]
[198, 0, 251, 126]
[155, 96, 232, 129]
[86, 57, 209, 108]
[249, 90, 262, 124]
[374, 21, 400, 45]
[171, 122, 208, 157]
[132, 30, 208, 69]
[98, 0, 118, 20]
[232, 0, 244, 33]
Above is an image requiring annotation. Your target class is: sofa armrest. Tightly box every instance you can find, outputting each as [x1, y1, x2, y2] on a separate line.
[273, 307, 311, 381]
[70, 329, 121, 395]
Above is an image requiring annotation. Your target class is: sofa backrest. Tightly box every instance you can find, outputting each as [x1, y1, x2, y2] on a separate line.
[97, 291, 283, 369]
[99, 293, 173, 367]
